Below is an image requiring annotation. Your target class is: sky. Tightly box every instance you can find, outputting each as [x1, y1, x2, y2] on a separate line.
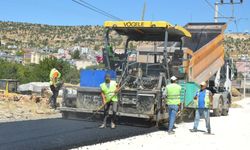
[0, 0, 249, 33]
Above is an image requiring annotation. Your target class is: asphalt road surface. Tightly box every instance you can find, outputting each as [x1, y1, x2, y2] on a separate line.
[0, 117, 157, 150]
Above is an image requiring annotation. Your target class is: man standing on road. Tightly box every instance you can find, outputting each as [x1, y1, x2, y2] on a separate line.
[49, 66, 63, 109]
[165, 76, 182, 135]
[190, 81, 213, 134]
[99, 74, 119, 129]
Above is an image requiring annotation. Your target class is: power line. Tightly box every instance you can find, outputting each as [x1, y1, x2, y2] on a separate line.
[72, 0, 120, 20]
[72, 0, 123, 21]
[203, 0, 225, 17]
[78, 0, 123, 21]
[204, 0, 245, 31]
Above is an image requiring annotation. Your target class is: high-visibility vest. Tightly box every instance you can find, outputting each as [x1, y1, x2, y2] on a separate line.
[100, 80, 118, 102]
[49, 68, 61, 85]
[166, 83, 182, 105]
[196, 90, 210, 108]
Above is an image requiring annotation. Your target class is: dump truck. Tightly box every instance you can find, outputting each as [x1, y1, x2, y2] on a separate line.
[181, 22, 233, 116]
[60, 21, 233, 125]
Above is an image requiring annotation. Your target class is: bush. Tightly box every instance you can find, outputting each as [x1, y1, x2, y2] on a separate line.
[0, 58, 80, 84]
[33, 57, 80, 83]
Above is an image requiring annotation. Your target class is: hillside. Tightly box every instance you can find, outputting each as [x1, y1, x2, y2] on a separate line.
[0, 21, 123, 50]
[224, 33, 250, 59]
[0, 21, 250, 56]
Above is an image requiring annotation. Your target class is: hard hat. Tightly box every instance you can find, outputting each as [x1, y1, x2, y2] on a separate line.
[170, 76, 177, 81]
[200, 81, 206, 86]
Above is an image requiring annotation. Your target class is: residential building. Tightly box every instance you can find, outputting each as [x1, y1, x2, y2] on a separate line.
[24, 52, 48, 64]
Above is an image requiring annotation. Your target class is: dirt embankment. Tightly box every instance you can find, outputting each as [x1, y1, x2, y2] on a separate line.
[0, 93, 60, 122]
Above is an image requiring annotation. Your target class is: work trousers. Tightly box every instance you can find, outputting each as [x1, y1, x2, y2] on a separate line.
[193, 108, 211, 130]
[103, 101, 118, 125]
[168, 105, 179, 131]
[50, 85, 59, 108]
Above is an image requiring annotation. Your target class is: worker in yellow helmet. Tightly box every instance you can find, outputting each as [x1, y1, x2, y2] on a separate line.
[99, 73, 119, 129]
[190, 81, 213, 134]
[165, 76, 182, 135]
[49, 65, 63, 109]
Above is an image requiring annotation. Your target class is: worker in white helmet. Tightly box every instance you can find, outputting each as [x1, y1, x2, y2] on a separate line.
[165, 76, 182, 135]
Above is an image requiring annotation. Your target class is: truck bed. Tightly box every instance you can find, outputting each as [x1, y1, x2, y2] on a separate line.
[183, 22, 227, 83]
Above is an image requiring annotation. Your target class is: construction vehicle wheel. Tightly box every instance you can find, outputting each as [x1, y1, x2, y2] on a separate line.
[222, 99, 229, 116]
[222, 108, 229, 116]
[213, 97, 223, 116]
[227, 93, 232, 107]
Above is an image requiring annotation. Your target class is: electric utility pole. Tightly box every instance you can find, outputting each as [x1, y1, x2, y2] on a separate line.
[214, 0, 243, 23]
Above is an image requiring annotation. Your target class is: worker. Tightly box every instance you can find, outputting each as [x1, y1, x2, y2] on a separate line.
[107, 44, 115, 59]
[49, 66, 63, 109]
[165, 76, 182, 135]
[106, 44, 121, 69]
[99, 73, 119, 129]
[190, 81, 213, 134]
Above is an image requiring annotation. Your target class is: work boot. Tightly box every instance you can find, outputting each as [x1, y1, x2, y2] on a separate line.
[111, 122, 116, 129]
[190, 128, 198, 132]
[168, 130, 175, 135]
[207, 129, 211, 134]
[99, 123, 106, 129]
[49, 104, 56, 109]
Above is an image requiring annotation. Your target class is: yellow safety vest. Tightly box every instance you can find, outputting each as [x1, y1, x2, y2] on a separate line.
[100, 80, 118, 102]
[49, 68, 61, 85]
[166, 83, 182, 105]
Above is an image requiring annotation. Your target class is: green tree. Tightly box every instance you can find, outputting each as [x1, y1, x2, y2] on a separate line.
[94, 45, 100, 51]
[42, 39, 48, 46]
[0, 59, 33, 84]
[72, 50, 80, 59]
[0, 58, 80, 84]
[129, 42, 135, 49]
[33, 58, 79, 83]
[16, 50, 24, 56]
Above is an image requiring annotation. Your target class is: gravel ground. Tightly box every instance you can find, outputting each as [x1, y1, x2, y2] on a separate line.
[75, 97, 250, 150]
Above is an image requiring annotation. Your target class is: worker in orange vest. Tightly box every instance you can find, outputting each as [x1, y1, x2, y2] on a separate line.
[49, 65, 63, 109]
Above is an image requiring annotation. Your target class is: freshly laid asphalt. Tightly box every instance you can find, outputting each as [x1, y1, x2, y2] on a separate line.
[0, 117, 158, 150]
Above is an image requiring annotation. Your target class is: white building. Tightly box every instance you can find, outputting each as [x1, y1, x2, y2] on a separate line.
[7, 45, 18, 49]
[24, 52, 48, 64]
[58, 48, 65, 54]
